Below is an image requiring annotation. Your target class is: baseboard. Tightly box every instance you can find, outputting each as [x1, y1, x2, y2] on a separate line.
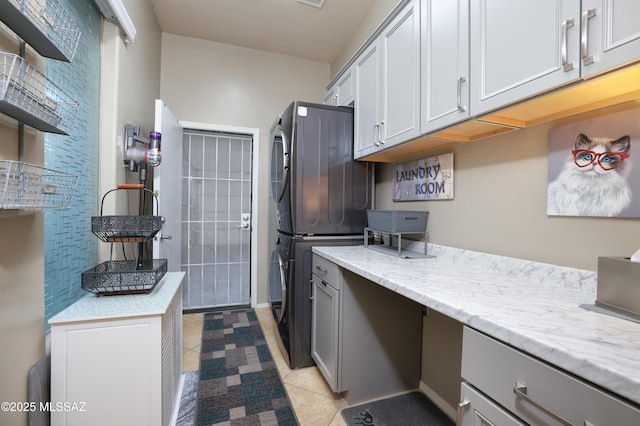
[419, 381, 456, 421]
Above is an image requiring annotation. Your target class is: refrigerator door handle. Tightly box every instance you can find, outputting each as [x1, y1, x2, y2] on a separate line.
[276, 251, 288, 324]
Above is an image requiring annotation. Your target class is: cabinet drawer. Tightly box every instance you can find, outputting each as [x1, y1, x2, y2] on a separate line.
[459, 382, 525, 426]
[312, 254, 341, 290]
[462, 327, 640, 426]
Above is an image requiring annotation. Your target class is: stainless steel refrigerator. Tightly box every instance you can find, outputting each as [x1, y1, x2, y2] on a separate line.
[269, 101, 372, 368]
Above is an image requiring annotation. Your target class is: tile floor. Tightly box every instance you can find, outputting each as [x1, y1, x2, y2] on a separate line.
[182, 307, 349, 426]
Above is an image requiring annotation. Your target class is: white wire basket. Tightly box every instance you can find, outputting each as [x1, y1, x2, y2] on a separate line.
[0, 160, 78, 209]
[0, 0, 81, 62]
[0, 52, 79, 134]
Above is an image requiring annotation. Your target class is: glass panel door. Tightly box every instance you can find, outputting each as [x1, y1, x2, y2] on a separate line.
[181, 130, 252, 309]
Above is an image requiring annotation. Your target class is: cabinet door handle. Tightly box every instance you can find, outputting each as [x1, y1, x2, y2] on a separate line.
[314, 264, 327, 275]
[581, 8, 596, 66]
[562, 18, 575, 71]
[373, 123, 380, 146]
[457, 76, 466, 112]
[456, 399, 470, 425]
[379, 120, 385, 145]
[513, 382, 572, 425]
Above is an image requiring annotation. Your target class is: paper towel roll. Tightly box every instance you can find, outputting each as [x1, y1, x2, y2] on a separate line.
[631, 249, 640, 262]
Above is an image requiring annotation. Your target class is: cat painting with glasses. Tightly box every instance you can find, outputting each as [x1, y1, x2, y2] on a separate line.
[547, 133, 631, 216]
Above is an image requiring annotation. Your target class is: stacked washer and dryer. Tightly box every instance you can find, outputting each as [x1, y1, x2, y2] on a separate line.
[269, 101, 373, 368]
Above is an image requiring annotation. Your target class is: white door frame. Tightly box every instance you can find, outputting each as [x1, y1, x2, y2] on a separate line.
[180, 121, 259, 308]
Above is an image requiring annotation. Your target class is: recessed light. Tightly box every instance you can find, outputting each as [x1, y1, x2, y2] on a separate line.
[297, 0, 326, 9]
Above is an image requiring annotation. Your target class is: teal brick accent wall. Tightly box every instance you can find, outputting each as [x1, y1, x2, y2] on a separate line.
[44, 0, 102, 328]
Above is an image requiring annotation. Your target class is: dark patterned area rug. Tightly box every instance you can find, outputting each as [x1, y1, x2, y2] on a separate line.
[196, 308, 298, 426]
[342, 391, 453, 426]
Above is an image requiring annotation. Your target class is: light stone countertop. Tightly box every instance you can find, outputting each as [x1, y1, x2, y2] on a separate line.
[312, 243, 640, 407]
[49, 271, 185, 324]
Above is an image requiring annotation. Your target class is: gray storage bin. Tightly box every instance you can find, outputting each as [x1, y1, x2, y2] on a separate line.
[596, 257, 640, 318]
[367, 210, 428, 233]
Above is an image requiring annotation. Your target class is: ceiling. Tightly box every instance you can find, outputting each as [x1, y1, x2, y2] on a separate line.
[149, 0, 377, 63]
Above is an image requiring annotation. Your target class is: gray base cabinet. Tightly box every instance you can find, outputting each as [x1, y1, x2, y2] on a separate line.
[311, 263, 340, 391]
[458, 382, 525, 426]
[460, 326, 640, 426]
[311, 253, 422, 404]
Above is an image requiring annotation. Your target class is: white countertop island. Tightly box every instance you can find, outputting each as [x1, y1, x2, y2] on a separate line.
[49, 271, 185, 324]
[49, 272, 185, 426]
[312, 244, 640, 407]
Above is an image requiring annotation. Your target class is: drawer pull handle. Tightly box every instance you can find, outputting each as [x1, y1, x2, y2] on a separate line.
[514, 382, 572, 425]
[456, 399, 470, 425]
[315, 265, 327, 275]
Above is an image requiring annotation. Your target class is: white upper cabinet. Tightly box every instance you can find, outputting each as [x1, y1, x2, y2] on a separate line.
[354, 41, 381, 157]
[421, 0, 470, 133]
[470, 0, 582, 115]
[324, 67, 355, 106]
[323, 86, 337, 105]
[346, 0, 640, 162]
[381, 0, 421, 146]
[336, 68, 354, 106]
[355, 0, 421, 159]
[581, 0, 640, 77]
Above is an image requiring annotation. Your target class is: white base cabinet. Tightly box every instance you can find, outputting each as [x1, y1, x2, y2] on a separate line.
[460, 326, 640, 426]
[50, 272, 184, 426]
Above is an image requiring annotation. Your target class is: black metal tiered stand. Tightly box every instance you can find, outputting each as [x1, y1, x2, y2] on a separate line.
[82, 184, 167, 296]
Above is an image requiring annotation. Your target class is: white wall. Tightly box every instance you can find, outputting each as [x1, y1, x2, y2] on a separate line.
[159, 33, 330, 304]
[331, 0, 400, 79]
[374, 122, 640, 271]
[98, 0, 163, 261]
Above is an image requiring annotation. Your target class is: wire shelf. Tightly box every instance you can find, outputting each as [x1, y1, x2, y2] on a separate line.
[0, 52, 79, 135]
[0, 0, 81, 62]
[0, 160, 77, 209]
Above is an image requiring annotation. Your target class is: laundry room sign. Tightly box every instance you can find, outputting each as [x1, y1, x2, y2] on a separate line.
[392, 152, 454, 201]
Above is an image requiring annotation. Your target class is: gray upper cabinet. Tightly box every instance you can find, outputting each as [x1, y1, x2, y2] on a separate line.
[470, 0, 582, 115]
[581, 0, 640, 77]
[421, 0, 470, 134]
[355, 0, 421, 159]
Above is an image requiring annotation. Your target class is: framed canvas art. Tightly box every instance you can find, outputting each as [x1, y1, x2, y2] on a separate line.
[548, 108, 640, 217]
[393, 152, 454, 201]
